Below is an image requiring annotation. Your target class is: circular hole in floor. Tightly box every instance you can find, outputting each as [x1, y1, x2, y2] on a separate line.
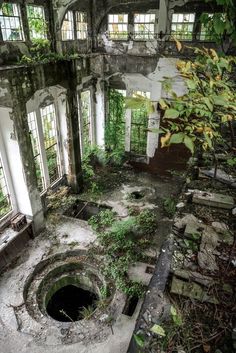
[130, 191, 144, 200]
[46, 285, 98, 322]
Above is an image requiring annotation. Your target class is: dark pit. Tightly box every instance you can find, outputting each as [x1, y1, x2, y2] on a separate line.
[130, 191, 144, 200]
[46, 285, 98, 322]
[64, 200, 111, 221]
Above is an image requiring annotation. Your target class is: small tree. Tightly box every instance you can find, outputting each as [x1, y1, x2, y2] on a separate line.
[159, 44, 236, 172]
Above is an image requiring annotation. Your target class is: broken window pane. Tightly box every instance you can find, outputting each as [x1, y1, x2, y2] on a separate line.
[27, 5, 47, 40]
[40, 104, 61, 184]
[61, 11, 74, 41]
[27, 112, 45, 192]
[130, 91, 150, 155]
[134, 13, 156, 40]
[0, 155, 12, 220]
[76, 12, 88, 39]
[171, 13, 195, 40]
[108, 13, 128, 40]
[0, 3, 24, 41]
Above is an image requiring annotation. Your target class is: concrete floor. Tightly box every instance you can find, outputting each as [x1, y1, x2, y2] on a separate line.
[0, 171, 181, 353]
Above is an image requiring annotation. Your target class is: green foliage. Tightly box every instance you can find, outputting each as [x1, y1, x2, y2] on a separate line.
[163, 197, 176, 218]
[88, 209, 116, 232]
[105, 89, 127, 165]
[226, 156, 236, 167]
[201, 0, 236, 52]
[135, 209, 157, 235]
[89, 210, 157, 296]
[79, 305, 95, 320]
[158, 47, 236, 156]
[46, 186, 76, 211]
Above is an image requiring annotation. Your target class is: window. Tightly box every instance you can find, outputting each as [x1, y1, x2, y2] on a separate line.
[106, 89, 126, 152]
[61, 11, 74, 40]
[27, 112, 45, 191]
[130, 91, 150, 155]
[108, 14, 128, 40]
[134, 14, 156, 40]
[80, 90, 92, 152]
[171, 13, 195, 40]
[41, 104, 61, 185]
[27, 5, 47, 40]
[27, 104, 62, 192]
[199, 13, 214, 41]
[76, 12, 87, 39]
[0, 155, 12, 220]
[0, 3, 24, 41]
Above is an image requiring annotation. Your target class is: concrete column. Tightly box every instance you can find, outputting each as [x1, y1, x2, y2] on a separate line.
[65, 61, 83, 192]
[10, 92, 45, 235]
[158, 0, 168, 37]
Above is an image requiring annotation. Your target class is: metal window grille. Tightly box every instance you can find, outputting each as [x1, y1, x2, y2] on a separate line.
[0, 2, 24, 41]
[76, 12, 88, 39]
[108, 14, 128, 40]
[81, 90, 92, 150]
[134, 13, 156, 40]
[40, 104, 61, 185]
[130, 91, 150, 155]
[171, 13, 195, 40]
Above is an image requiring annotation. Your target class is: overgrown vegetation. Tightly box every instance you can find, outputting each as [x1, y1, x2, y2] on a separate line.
[89, 209, 157, 297]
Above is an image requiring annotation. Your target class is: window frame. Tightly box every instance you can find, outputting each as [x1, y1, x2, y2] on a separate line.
[0, 2, 24, 42]
[61, 10, 74, 41]
[108, 13, 129, 41]
[78, 89, 94, 156]
[26, 4, 47, 40]
[75, 11, 88, 40]
[27, 103, 63, 194]
[133, 13, 156, 41]
[171, 13, 195, 41]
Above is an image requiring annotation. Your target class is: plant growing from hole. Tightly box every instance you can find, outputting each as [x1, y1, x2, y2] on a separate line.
[88, 210, 116, 232]
[79, 305, 95, 320]
[92, 210, 157, 297]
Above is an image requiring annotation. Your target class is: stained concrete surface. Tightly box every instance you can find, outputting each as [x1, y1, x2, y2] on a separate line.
[0, 171, 182, 353]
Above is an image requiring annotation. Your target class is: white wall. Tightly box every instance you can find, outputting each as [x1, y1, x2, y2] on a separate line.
[0, 107, 32, 218]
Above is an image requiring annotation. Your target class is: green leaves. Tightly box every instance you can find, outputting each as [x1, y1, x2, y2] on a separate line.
[150, 324, 166, 337]
[164, 109, 179, 119]
[183, 135, 194, 154]
[169, 132, 185, 144]
[170, 306, 183, 326]
[134, 333, 145, 347]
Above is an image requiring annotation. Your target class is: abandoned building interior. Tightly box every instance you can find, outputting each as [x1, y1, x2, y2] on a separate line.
[0, 0, 235, 352]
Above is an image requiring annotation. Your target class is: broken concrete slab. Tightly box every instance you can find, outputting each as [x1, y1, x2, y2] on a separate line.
[200, 168, 236, 188]
[192, 190, 235, 210]
[212, 222, 234, 245]
[198, 250, 218, 272]
[173, 269, 214, 287]
[128, 262, 155, 286]
[171, 276, 218, 304]
[184, 222, 204, 241]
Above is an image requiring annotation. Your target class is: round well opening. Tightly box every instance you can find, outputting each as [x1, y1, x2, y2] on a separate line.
[130, 191, 144, 200]
[46, 284, 98, 322]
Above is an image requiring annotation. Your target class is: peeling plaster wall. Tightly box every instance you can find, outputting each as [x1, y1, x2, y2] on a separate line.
[0, 107, 32, 218]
